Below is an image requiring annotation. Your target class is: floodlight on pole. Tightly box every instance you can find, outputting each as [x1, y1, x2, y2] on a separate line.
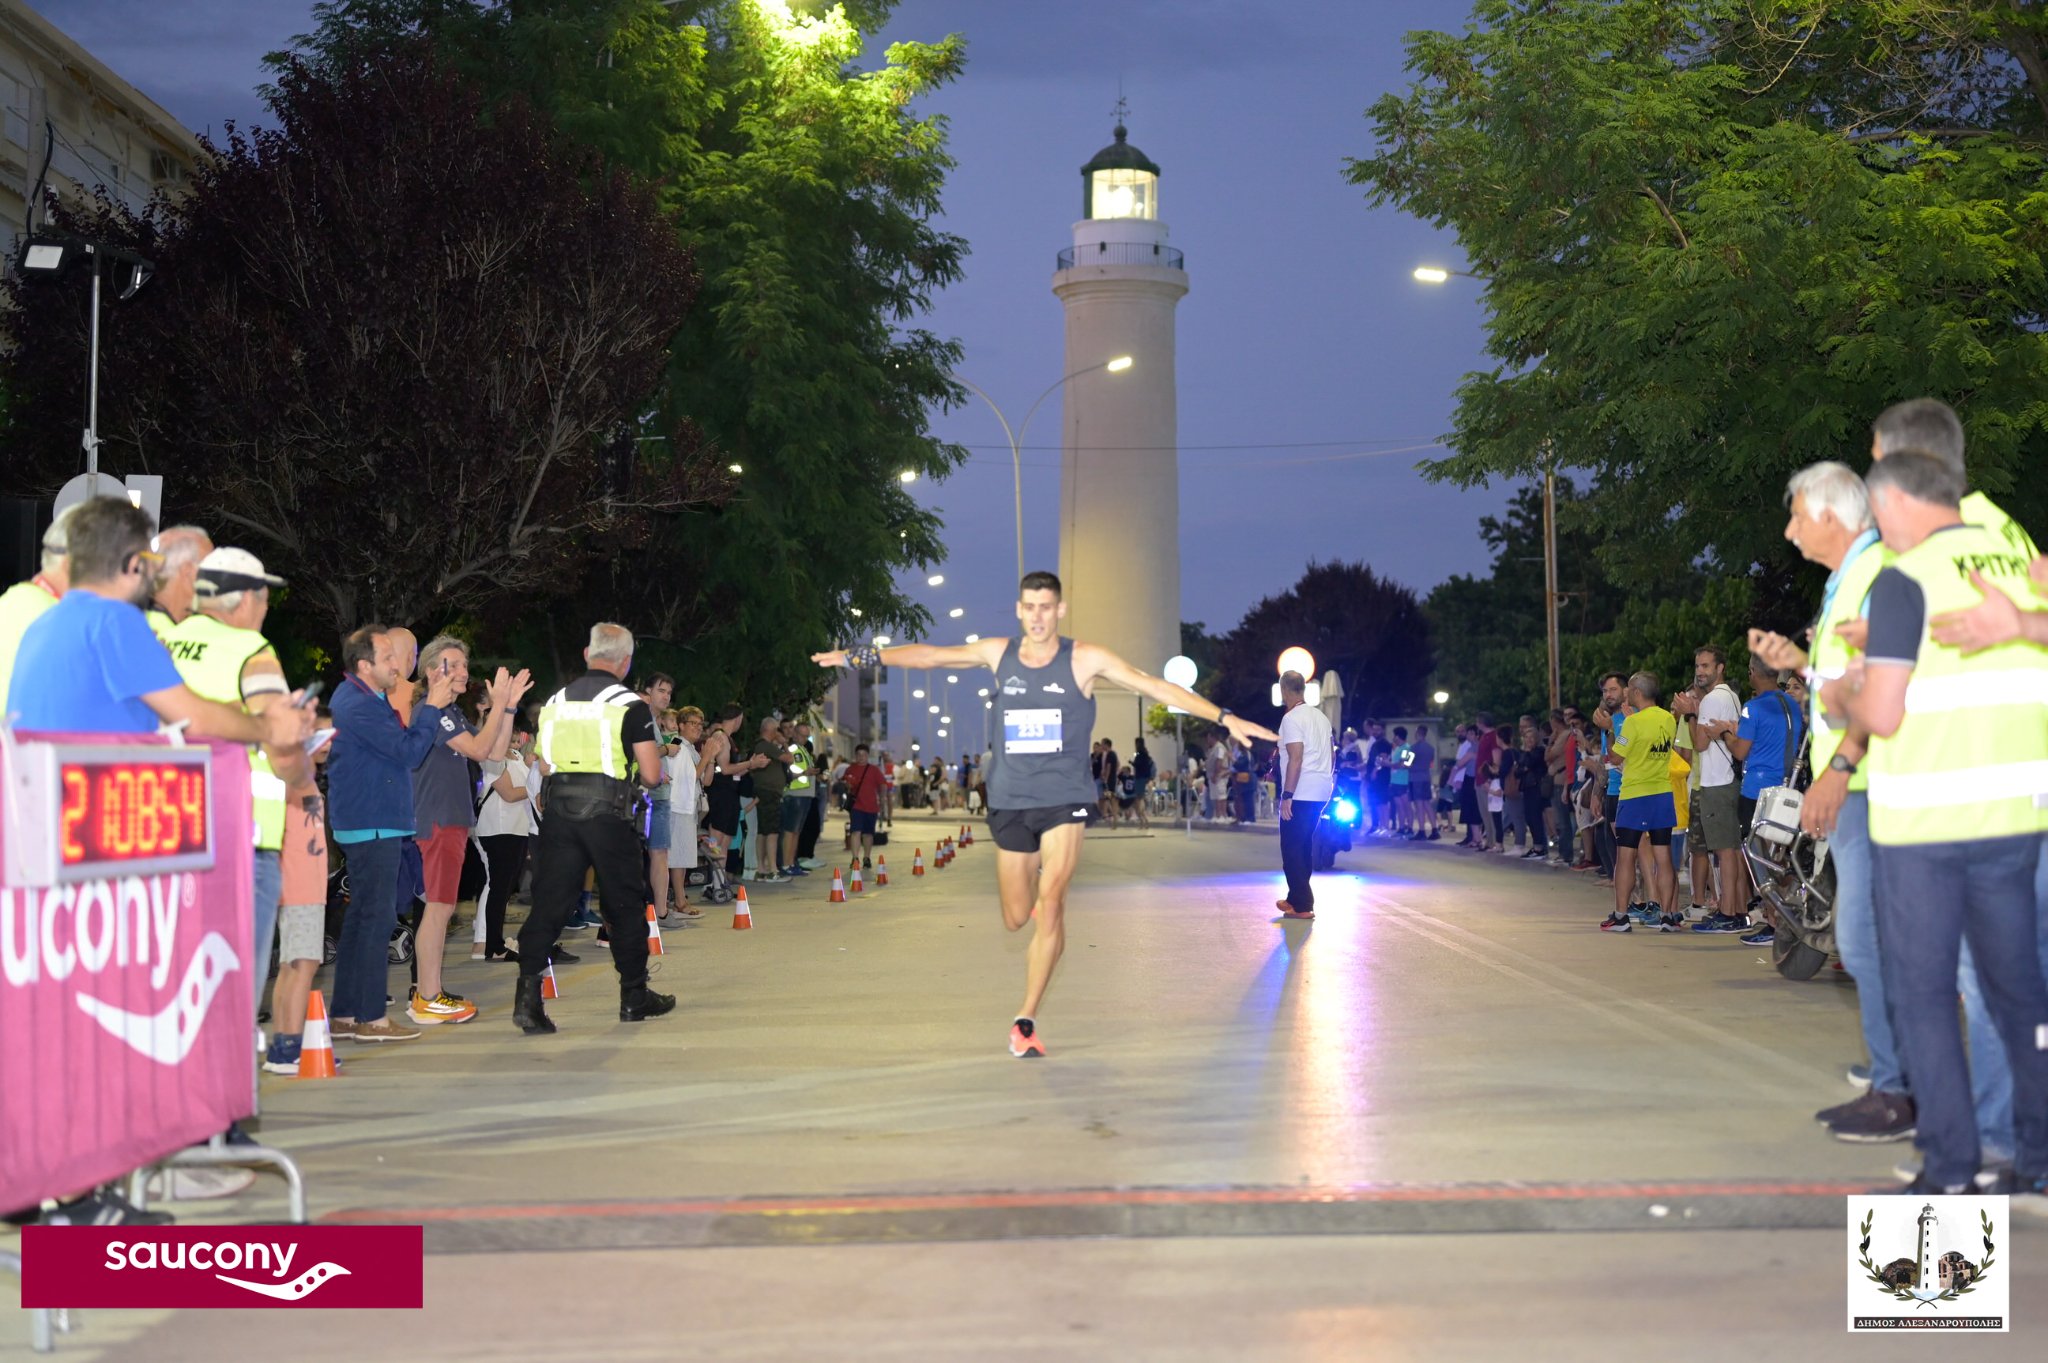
[950, 354, 1136, 582]
[1276, 646, 1316, 679]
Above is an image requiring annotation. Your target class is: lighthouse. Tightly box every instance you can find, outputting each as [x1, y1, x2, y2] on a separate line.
[1054, 114, 1188, 745]
[1915, 1203, 1939, 1294]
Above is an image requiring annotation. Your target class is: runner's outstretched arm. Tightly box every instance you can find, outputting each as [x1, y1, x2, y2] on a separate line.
[1076, 645, 1279, 747]
[813, 640, 1003, 672]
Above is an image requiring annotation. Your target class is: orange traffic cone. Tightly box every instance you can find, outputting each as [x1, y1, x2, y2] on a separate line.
[828, 867, 847, 903]
[912, 849, 925, 876]
[958, 824, 969, 849]
[875, 855, 889, 885]
[732, 885, 753, 929]
[541, 960, 563, 1000]
[849, 861, 864, 894]
[965, 825, 975, 847]
[297, 989, 338, 1079]
[645, 903, 664, 956]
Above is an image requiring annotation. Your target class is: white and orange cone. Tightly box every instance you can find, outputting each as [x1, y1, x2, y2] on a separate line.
[297, 989, 338, 1079]
[912, 849, 925, 876]
[645, 903, 664, 956]
[875, 855, 889, 885]
[849, 861, 864, 894]
[732, 886, 753, 929]
[828, 867, 847, 903]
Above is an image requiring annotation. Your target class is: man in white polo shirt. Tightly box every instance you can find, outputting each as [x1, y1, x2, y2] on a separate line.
[1275, 669, 1335, 920]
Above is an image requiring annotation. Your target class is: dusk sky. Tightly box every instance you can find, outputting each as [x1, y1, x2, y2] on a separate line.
[40, 0, 1508, 654]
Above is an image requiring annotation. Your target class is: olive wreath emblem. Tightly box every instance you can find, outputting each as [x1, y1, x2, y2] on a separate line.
[1857, 1208, 1997, 1305]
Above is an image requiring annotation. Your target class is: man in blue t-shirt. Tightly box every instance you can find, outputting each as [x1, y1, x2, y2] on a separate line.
[1726, 655, 1804, 834]
[8, 497, 309, 751]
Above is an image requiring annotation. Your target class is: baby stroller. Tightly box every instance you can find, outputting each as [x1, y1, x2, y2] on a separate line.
[682, 830, 737, 906]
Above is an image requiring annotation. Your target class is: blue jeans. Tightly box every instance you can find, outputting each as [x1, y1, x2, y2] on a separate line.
[251, 849, 281, 1023]
[332, 835, 402, 1024]
[1872, 834, 2048, 1186]
[1831, 794, 1901, 1093]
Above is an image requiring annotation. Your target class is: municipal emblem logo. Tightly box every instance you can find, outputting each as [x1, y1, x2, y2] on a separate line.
[1846, 1195, 2008, 1331]
[1000, 675, 1027, 696]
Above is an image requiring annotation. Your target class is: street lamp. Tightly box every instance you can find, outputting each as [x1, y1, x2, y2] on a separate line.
[1272, 648, 1319, 707]
[1163, 654, 1199, 833]
[950, 355, 1135, 582]
[16, 233, 156, 478]
[927, 574, 945, 587]
[899, 469, 918, 483]
[1433, 690, 1450, 706]
[1411, 264, 1561, 713]
[948, 607, 964, 618]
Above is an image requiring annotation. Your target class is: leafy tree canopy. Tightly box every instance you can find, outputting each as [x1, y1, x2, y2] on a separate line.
[278, 0, 970, 707]
[1, 50, 701, 646]
[1208, 561, 1433, 730]
[1350, 0, 2048, 604]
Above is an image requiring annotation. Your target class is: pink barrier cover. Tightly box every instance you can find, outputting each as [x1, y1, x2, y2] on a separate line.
[0, 734, 253, 1210]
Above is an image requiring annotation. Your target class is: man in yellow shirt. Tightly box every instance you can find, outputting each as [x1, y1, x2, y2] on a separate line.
[0, 504, 80, 714]
[1599, 672, 1679, 933]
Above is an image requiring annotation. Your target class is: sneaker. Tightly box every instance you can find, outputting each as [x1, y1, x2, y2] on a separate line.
[1828, 1090, 1916, 1143]
[408, 988, 478, 1025]
[142, 1166, 257, 1202]
[1656, 912, 1687, 932]
[1892, 1160, 2018, 1194]
[1629, 902, 1663, 926]
[1008, 1017, 1046, 1059]
[752, 872, 786, 884]
[352, 1016, 423, 1043]
[1740, 924, 1776, 946]
[798, 857, 825, 870]
[42, 1187, 175, 1226]
[1683, 903, 1713, 923]
[784, 865, 812, 878]
[549, 943, 580, 963]
[1598, 911, 1632, 933]
[1521, 848, 1545, 859]
[863, 857, 874, 870]
[1847, 1063, 1872, 1092]
[1691, 912, 1751, 934]
[262, 1036, 304, 1075]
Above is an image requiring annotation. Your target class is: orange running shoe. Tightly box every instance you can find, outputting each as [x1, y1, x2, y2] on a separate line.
[1008, 1017, 1046, 1059]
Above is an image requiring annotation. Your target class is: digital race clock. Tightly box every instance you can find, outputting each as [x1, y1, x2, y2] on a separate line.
[2, 742, 215, 887]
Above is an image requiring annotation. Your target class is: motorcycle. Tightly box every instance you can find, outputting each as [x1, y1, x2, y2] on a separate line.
[1315, 764, 1366, 870]
[1741, 737, 1836, 980]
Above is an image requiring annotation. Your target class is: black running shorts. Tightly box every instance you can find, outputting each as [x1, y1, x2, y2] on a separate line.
[988, 803, 1091, 853]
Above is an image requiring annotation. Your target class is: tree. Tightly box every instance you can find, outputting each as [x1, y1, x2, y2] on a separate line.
[1349, 0, 2048, 604]
[1209, 562, 1433, 727]
[279, 0, 970, 707]
[1, 49, 705, 640]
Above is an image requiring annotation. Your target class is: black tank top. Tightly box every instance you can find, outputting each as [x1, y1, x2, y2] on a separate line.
[987, 637, 1097, 810]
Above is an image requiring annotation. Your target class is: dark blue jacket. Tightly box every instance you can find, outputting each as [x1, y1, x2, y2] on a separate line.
[328, 672, 447, 834]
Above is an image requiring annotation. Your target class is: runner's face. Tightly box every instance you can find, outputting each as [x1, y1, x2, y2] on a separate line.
[1016, 589, 1064, 641]
[1693, 653, 1722, 690]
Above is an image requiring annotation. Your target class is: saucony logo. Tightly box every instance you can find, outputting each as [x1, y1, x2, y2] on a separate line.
[74, 932, 241, 1066]
[217, 1263, 352, 1300]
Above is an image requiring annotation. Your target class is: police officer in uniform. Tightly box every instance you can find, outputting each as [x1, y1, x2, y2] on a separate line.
[170, 548, 312, 1015]
[513, 622, 676, 1033]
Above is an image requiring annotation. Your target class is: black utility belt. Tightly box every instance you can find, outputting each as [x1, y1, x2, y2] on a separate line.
[544, 772, 637, 820]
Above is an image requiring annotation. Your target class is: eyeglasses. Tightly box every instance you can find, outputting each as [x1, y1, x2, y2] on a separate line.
[129, 549, 165, 573]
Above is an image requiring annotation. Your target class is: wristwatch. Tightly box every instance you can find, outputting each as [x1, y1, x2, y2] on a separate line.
[1828, 753, 1858, 775]
[1216, 707, 1234, 722]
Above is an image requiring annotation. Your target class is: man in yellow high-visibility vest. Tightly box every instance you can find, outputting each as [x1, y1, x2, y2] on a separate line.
[1822, 451, 2048, 1198]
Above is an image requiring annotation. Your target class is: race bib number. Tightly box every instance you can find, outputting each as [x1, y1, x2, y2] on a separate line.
[1004, 708, 1063, 755]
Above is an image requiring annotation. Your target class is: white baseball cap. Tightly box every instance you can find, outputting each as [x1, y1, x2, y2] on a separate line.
[195, 546, 286, 595]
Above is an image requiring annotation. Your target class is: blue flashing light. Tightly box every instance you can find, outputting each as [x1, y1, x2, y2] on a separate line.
[1330, 798, 1360, 825]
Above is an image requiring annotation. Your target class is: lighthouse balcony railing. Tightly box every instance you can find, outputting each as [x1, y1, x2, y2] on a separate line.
[1056, 242, 1185, 270]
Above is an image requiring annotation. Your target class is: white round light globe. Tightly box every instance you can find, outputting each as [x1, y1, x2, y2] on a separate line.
[1277, 646, 1316, 679]
[1163, 654, 1198, 689]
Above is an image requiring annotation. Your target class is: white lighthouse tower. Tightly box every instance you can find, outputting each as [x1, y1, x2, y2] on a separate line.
[1915, 1203, 1940, 1294]
[1054, 113, 1188, 746]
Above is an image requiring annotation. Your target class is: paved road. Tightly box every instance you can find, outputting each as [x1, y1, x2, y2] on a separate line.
[7, 811, 2043, 1359]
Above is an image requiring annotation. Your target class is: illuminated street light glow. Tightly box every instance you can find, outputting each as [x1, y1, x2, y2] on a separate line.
[1277, 646, 1316, 679]
[728, 463, 743, 473]
[1433, 690, 1451, 705]
[899, 469, 918, 483]
[927, 574, 945, 587]
[1105, 354, 1134, 373]
[948, 607, 964, 618]
[849, 607, 862, 617]
[1412, 266, 1450, 284]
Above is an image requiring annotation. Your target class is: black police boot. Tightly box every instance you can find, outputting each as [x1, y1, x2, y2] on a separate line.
[512, 974, 556, 1035]
[619, 981, 676, 1022]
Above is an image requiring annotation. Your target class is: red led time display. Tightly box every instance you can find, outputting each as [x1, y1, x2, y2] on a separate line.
[58, 760, 210, 868]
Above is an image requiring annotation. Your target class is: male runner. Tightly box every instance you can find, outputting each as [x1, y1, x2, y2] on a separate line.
[814, 571, 1274, 1058]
